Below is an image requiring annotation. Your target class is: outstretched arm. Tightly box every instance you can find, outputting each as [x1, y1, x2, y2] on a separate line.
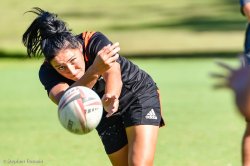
[49, 43, 120, 104]
[102, 61, 122, 117]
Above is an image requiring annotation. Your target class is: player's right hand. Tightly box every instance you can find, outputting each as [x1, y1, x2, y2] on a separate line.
[93, 42, 120, 75]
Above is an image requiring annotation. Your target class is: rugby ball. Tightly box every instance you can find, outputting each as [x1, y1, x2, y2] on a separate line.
[58, 86, 103, 134]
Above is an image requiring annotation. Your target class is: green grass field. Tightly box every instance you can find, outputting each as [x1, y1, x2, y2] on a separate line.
[0, 58, 245, 166]
[0, 0, 247, 165]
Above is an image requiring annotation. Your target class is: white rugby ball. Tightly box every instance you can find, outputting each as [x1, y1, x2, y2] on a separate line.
[58, 86, 103, 134]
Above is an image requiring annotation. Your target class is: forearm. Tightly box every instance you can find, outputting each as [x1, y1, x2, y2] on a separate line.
[71, 65, 101, 89]
[71, 43, 120, 89]
[242, 123, 250, 166]
[49, 66, 101, 105]
[101, 62, 122, 116]
[103, 62, 122, 97]
[48, 42, 120, 105]
[104, 76, 122, 98]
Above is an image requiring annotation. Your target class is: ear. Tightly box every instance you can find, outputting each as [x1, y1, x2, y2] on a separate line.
[78, 42, 83, 52]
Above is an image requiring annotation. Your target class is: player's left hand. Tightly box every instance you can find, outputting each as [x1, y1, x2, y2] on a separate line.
[101, 94, 119, 117]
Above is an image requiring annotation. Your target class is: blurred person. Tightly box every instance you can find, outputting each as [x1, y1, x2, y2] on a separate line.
[22, 7, 165, 166]
[238, 1, 250, 164]
[212, 60, 250, 166]
[240, 0, 250, 64]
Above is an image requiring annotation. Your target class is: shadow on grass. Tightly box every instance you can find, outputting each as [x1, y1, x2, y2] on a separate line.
[0, 50, 241, 59]
[58, 1, 245, 32]
[0, 51, 27, 59]
[125, 51, 241, 59]
[108, 16, 246, 32]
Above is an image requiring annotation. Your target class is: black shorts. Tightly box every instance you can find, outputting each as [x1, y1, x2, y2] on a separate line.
[96, 84, 165, 154]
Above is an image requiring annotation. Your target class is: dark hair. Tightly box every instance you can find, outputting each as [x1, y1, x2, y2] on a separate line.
[22, 7, 80, 62]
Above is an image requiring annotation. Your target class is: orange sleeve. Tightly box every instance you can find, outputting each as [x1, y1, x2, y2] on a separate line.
[82, 31, 96, 62]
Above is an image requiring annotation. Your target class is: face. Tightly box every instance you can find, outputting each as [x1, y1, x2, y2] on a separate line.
[50, 47, 85, 81]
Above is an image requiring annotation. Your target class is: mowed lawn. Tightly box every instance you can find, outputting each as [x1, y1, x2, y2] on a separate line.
[0, 0, 245, 54]
[0, 58, 245, 166]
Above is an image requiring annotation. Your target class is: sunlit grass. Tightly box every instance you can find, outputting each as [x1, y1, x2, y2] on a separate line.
[0, 58, 244, 166]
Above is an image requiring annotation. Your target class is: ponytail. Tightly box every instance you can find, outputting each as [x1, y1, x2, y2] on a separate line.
[22, 7, 80, 61]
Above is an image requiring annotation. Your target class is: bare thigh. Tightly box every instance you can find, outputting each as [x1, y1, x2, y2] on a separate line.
[126, 125, 159, 166]
[108, 144, 128, 166]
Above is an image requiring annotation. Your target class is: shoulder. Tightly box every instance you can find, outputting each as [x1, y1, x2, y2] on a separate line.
[82, 31, 112, 54]
[39, 61, 61, 87]
[82, 31, 111, 43]
[80, 31, 109, 42]
[78, 31, 111, 51]
[89, 32, 111, 45]
[39, 61, 73, 94]
[39, 61, 55, 78]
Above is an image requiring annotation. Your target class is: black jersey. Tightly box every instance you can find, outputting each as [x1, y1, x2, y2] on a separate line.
[39, 32, 157, 113]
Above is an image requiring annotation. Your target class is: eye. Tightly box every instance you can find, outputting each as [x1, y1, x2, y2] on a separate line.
[70, 58, 77, 63]
[58, 66, 66, 71]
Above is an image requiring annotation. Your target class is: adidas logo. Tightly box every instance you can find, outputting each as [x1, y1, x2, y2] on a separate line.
[145, 109, 157, 119]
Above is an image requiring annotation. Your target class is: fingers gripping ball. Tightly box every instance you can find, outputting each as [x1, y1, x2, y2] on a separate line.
[58, 86, 103, 135]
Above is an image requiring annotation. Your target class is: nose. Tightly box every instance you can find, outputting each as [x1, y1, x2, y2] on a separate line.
[67, 64, 77, 76]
